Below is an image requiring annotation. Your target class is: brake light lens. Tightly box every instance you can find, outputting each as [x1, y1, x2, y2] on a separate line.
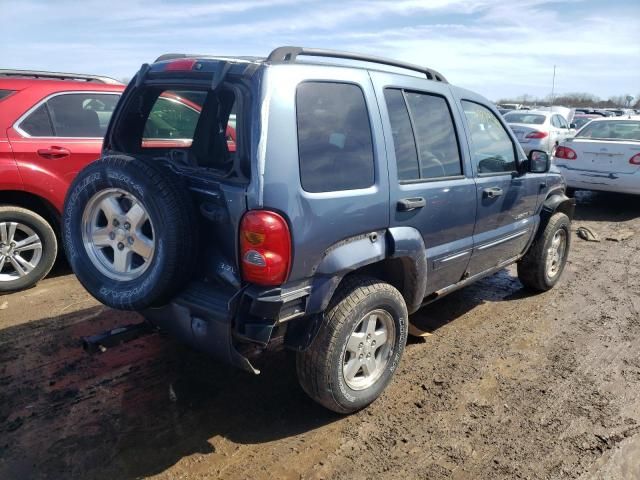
[525, 131, 549, 139]
[240, 211, 291, 285]
[163, 59, 198, 71]
[555, 146, 577, 160]
[630, 153, 640, 165]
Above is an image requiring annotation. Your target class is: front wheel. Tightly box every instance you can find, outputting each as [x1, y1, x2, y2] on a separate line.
[296, 276, 408, 414]
[518, 212, 571, 291]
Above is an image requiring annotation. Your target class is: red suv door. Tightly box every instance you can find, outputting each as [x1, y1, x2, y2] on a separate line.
[7, 91, 121, 211]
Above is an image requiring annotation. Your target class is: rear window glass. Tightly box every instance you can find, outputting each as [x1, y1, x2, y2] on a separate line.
[142, 91, 206, 147]
[296, 82, 374, 192]
[504, 113, 546, 125]
[0, 89, 15, 101]
[576, 120, 640, 141]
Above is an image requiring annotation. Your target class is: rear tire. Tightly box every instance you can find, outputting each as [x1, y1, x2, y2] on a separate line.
[296, 275, 408, 414]
[0, 206, 57, 292]
[63, 155, 198, 310]
[518, 212, 571, 291]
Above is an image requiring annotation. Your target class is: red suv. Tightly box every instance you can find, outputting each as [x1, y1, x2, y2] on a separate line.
[0, 70, 125, 292]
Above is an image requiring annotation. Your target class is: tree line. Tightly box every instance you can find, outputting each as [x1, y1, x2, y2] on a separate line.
[497, 92, 639, 109]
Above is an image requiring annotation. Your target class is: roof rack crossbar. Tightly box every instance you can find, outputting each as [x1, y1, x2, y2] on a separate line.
[266, 46, 448, 83]
[0, 69, 121, 85]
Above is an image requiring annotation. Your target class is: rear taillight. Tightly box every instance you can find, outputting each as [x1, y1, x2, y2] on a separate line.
[525, 131, 548, 139]
[163, 59, 198, 71]
[630, 153, 640, 165]
[240, 211, 291, 286]
[555, 146, 577, 160]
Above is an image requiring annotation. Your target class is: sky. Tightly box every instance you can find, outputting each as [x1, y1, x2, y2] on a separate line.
[1, 0, 639, 101]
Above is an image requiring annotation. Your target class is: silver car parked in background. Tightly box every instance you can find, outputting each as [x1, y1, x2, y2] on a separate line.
[504, 110, 576, 155]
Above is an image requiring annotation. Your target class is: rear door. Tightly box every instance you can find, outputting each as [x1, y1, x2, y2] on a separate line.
[456, 98, 542, 276]
[8, 91, 120, 210]
[370, 71, 476, 293]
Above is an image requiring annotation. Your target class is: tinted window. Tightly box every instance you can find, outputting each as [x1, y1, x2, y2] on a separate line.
[143, 91, 206, 145]
[46, 93, 119, 137]
[20, 104, 53, 136]
[462, 101, 516, 174]
[384, 89, 419, 181]
[296, 82, 374, 192]
[405, 92, 462, 178]
[0, 89, 15, 101]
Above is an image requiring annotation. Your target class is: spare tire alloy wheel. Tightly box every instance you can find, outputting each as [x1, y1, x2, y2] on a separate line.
[82, 188, 155, 281]
[63, 156, 198, 310]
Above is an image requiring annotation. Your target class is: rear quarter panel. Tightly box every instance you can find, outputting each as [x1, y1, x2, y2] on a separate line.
[255, 65, 390, 281]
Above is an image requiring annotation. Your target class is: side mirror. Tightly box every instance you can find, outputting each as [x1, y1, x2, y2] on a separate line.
[569, 123, 577, 129]
[528, 150, 550, 173]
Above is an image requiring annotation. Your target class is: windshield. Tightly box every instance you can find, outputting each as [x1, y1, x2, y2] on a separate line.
[504, 113, 546, 125]
[576, 120, 640, 141]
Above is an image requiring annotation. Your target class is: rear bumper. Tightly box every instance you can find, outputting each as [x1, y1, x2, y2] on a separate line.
[555, 163, 640, 195]
[142, 281, 314, 372]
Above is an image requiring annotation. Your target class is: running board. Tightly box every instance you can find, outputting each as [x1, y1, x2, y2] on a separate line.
[82, 322, 155, 353]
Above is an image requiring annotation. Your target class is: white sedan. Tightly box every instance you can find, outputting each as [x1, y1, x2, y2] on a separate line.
[553, 118, 640, 195]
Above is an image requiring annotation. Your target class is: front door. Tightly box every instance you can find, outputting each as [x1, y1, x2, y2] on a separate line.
[371, 72, 477, 294]
[457, 99, 542, 276]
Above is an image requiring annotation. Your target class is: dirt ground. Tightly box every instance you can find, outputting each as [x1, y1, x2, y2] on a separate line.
[1, 191, 639, 480]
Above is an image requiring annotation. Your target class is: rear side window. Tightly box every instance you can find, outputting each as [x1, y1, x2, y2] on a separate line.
[0, 89, 16, 101]
[296, 82, 374, 192]
[384, 88, 462, 181]
[47, 93, 119, 137]
[19, 92, 120, 137]
[462, 100, 516, 174]
[19, 104, 53, 136]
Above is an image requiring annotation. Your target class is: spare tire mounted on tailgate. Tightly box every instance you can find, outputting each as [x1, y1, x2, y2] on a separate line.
[63, 155, 198, 310]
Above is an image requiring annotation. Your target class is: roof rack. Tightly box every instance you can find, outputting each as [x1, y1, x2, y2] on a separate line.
[266, 46, 448, 83]
[0, 69, 122, 85]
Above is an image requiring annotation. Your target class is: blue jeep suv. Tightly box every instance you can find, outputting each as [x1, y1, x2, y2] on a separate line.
[63, 47, 574, 413]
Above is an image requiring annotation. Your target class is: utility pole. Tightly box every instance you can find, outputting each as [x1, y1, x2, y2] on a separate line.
[550, 65, 556, 107]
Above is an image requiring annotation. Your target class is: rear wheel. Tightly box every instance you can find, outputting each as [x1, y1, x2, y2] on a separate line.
[0, 206, 57, 292]
[296, 276, 408, 413]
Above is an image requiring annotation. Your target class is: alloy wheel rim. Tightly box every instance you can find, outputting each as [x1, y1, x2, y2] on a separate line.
[546, 229, 567, 278]
[82, 188, 155, 281]
[0, 222, 43, 282]
[342, 308, 396, 391]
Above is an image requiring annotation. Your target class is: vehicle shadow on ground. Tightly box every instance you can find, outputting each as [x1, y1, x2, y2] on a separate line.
[572, 190, 640, 222]
[407, 268, 530, 343]
[0, 306, 338, 480]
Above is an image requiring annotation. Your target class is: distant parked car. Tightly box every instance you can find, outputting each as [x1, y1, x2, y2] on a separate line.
[504, 110, 575, 155]
[0, 70, 124, 292]
[553, 118, 640, 195]
[572, 114, 599, 130]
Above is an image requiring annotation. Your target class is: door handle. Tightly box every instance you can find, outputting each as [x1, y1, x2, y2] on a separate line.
[483, 187, 503, 199]
[37, 146, 70, 159]
[397, 197, 426, 212]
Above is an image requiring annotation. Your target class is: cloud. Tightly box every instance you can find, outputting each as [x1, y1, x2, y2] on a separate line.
[1, 0, 638, 99]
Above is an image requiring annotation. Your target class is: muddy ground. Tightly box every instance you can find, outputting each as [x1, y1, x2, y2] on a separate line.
[1, 191, 639, 480]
